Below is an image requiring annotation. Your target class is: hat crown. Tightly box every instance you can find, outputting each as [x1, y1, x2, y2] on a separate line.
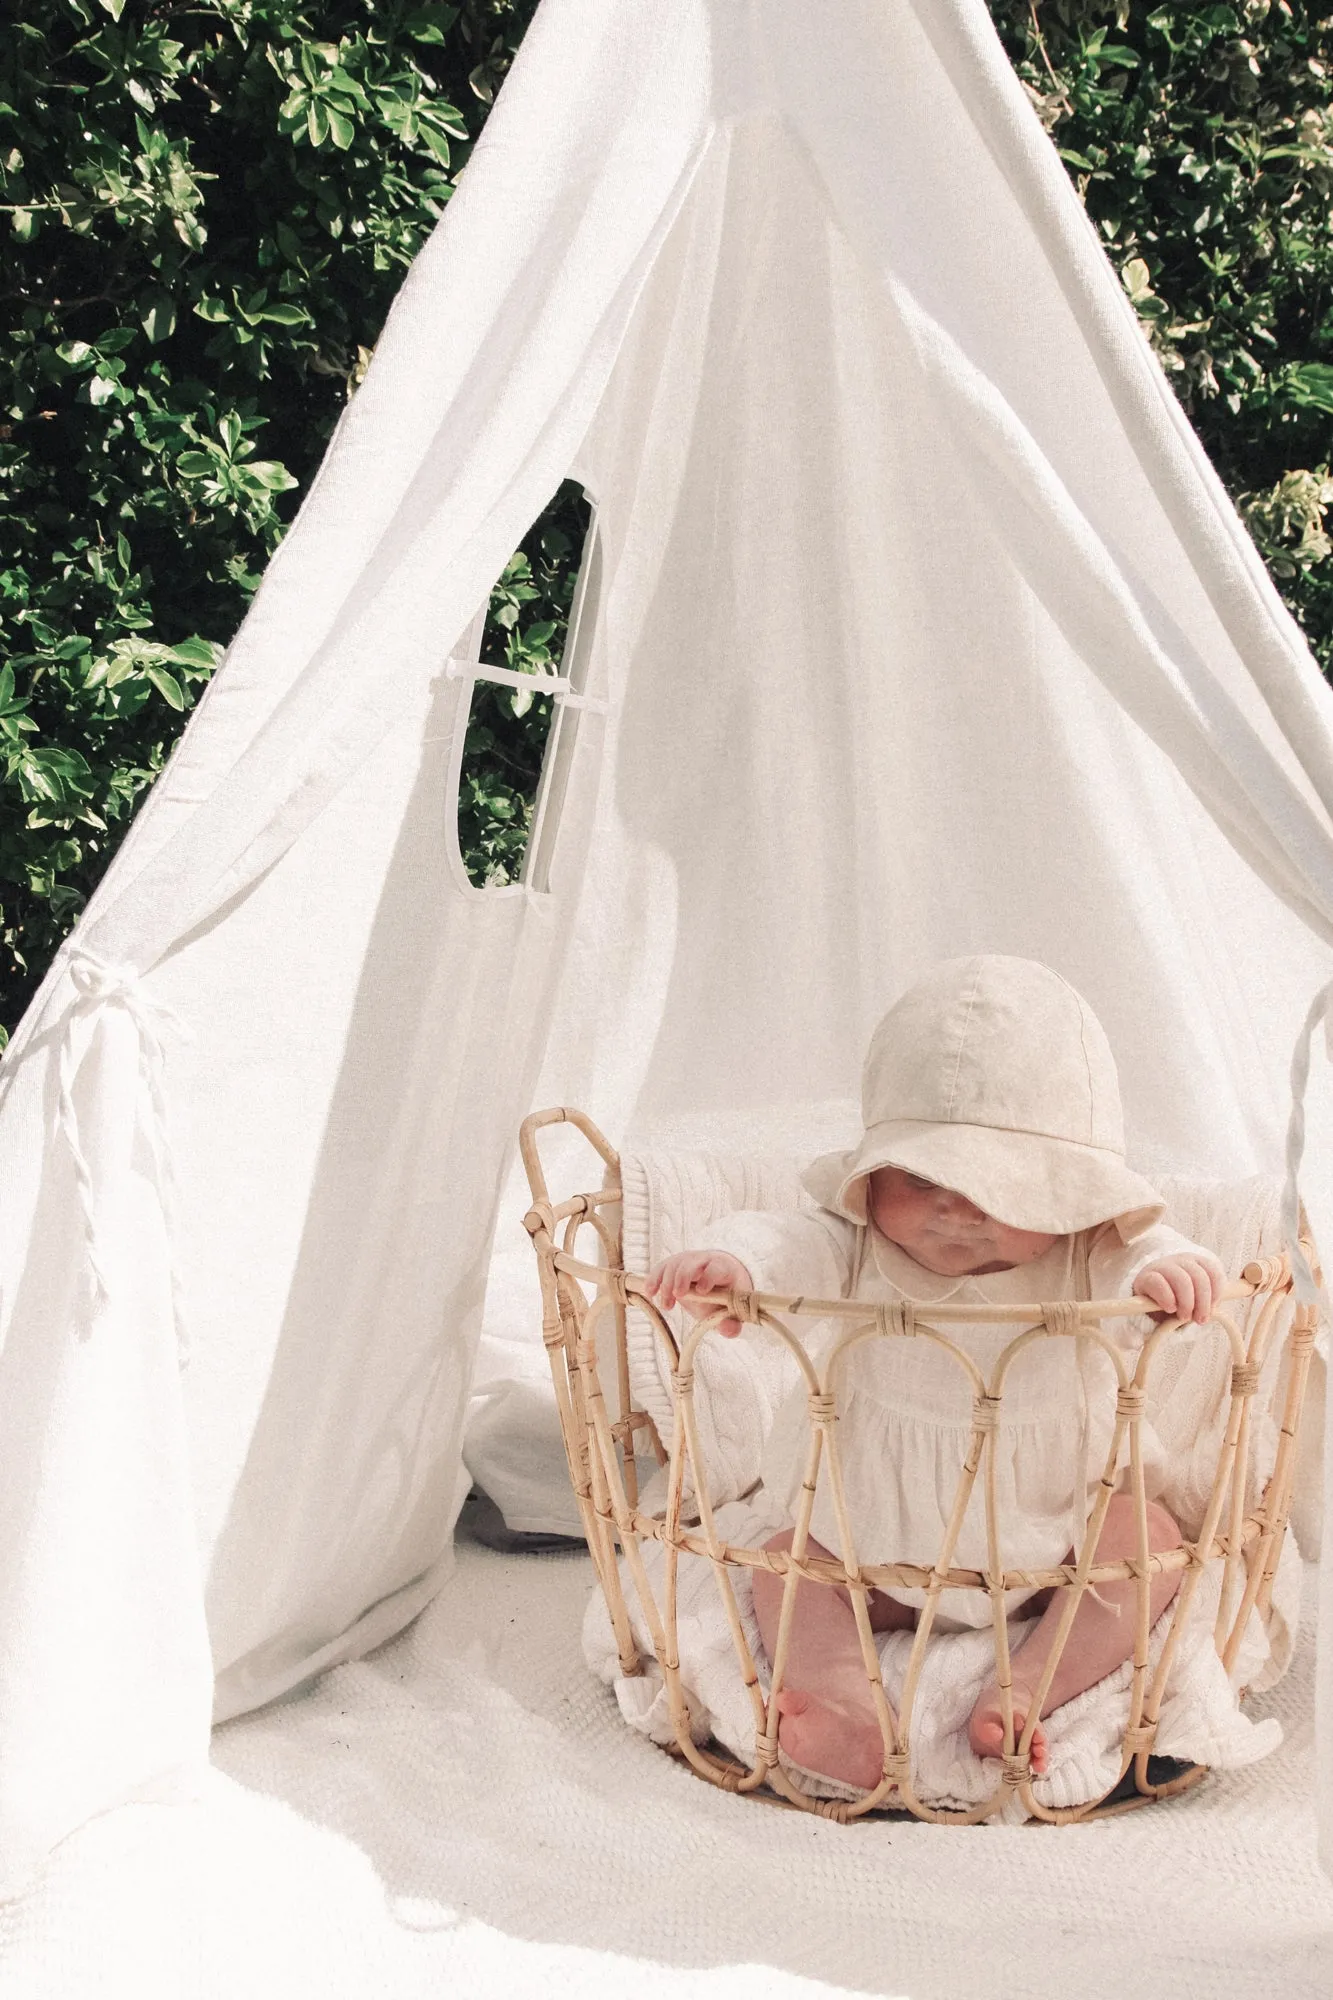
[862, 956, 1124, 1155]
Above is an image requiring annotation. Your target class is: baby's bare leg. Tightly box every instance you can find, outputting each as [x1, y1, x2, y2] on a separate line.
[969, 1494, 1183, 1774]
[751, 1528, 913, 1790]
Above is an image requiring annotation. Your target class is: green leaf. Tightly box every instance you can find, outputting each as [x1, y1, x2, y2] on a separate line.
[1284, 363, 1333, 416]
[1121, 257, 1154, 301]
[167, 635, 222, 669]
[141, 296, 177, 343]
[247, 459, 298, 491]
[145, 664, 185, 709]
[418, 122, 454, 168]
[20, 746, 95, 805]
[274, 220, 307, 265]
[99, 644, 143, 687]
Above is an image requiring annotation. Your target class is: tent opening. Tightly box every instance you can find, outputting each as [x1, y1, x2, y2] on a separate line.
[450, 481, 596, 892]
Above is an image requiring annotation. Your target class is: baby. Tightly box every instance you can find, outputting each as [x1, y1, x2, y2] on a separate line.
[646, 956, 1225, 1790]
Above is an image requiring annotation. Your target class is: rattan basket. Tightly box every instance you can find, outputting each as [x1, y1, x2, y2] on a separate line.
[519, 1106, 1318, 1824]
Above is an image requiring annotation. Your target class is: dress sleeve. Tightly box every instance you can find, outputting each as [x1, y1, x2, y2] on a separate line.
[695, 1203, 857, 1304]
[1087, 1219, 1219, 1302]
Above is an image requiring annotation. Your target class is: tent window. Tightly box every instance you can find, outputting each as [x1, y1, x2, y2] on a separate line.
[451, 483, 597, 892]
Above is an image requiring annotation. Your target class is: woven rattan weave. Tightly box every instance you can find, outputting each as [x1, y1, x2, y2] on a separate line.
[520, 1107, 1318, 1824]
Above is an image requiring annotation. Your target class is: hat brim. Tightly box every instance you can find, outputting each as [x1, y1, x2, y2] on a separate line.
[802, 1119, 1164, 1240]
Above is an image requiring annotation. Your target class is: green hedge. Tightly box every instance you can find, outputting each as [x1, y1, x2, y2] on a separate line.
[992, 3, 1333, 642]
[0, 0, 541, 1034]
[2, 0, 1332, 1038]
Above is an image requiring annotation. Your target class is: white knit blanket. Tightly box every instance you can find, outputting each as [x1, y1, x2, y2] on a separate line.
[585, 1496, 1296, 1818]
[3, 1532, 1330, 1999]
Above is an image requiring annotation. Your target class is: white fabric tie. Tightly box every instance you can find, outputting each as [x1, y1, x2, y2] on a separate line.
[1282, 976, 1333, 1306]
[56, 948, 192, 1360]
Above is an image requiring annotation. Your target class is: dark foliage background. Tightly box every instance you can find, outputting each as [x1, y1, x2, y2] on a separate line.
[2, 0, 1332, 1037]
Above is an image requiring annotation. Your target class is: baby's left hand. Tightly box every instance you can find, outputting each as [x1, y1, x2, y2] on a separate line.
[1133, 1253, 1226, 1324]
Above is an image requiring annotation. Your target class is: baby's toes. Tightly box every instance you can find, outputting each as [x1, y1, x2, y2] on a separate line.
[968, 1694, 1047, 1777]
[967, 1697, 1005, 1762]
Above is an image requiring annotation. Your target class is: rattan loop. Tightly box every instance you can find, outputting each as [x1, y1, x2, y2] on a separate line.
[1124, 1723, 1157, 1755]
[1041, 1300, 1080, 1336]
[1231, 1363, 1261, 1397]
[876, 1301, 916, 1338]
[753, 1730, 780, 1762]
[881, 1751, 911, 1785]
[1115, 1386, 1145, 1419]
[971, 1393, 1002, 1434]
[727, 1287, 756, 1325]
[675, 1367, 695, 1398]
[807, 1391, 838, 1425]
[1000, 1754, 1031, 1788]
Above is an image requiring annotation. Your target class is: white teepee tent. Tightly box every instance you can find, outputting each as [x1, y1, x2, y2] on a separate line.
[3, 0, 1333, 1901]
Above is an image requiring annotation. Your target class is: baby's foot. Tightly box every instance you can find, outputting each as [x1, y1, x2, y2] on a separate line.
[774, 1687, 885, 1791]
[967, 1681, 1048, 1776]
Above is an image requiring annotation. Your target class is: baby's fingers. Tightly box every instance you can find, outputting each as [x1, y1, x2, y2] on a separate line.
[697, 1253, 741, 1294]
[1134, 1257, 1223, 1324]
[648, 1252, 694, 1310]
[1182, 1255, 1224, 1324]
[690, 1254, 747, 1335]
[1134, 1269, 1176, 1316]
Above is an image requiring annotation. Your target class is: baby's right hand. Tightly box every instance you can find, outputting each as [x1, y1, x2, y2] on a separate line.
[644, 1250, 755, 1338]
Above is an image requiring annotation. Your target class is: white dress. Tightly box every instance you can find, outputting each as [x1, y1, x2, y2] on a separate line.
[701, 1204, 1203, 1629]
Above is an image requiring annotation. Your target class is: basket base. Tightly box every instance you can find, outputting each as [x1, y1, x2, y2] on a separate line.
[681, 1736, 1210, 1823]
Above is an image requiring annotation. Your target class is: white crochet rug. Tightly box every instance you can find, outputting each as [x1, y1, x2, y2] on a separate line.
[2, 1523, 1331, 2000]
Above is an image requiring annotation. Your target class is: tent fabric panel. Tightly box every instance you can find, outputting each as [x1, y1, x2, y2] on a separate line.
[0, 1011, 213, 1897]
[537, 107, 1333, 1166]
[909, 0, 1333, 810]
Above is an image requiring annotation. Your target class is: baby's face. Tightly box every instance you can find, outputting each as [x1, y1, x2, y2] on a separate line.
[867, 1167, 1058, 1277]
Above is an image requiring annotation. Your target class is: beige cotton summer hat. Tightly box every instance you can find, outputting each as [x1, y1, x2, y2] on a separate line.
[802, 955, 1164, 1239]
